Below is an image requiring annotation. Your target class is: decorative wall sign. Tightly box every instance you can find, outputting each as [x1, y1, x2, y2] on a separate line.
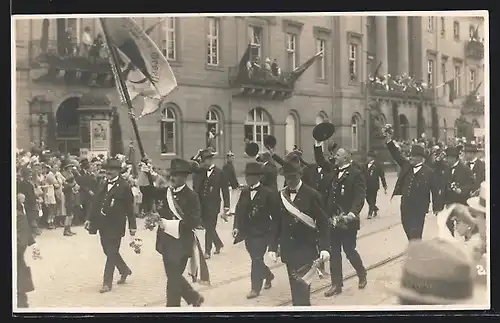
[90, 120, 110, 152]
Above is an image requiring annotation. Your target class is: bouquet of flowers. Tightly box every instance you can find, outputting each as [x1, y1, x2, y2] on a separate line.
[381, 124, 394, 137]
[129, 237, 143, 254]
[144, 212, 160, 231]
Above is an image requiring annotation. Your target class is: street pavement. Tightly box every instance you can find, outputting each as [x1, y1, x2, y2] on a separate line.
[20, 172, 446, 309]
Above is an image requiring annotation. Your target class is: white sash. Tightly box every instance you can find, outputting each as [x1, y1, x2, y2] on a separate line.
[165, 188, 184, 239]
[280, 191, 316, 230]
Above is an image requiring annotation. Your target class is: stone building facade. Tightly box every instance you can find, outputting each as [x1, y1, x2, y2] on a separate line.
[14, 15, 485, 171]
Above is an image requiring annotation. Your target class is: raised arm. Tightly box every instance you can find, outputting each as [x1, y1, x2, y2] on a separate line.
[386, 140, 409, 168]
[313, 143, 332, 171]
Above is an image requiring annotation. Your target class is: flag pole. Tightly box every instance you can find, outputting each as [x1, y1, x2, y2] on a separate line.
[99, 18, 153, 184]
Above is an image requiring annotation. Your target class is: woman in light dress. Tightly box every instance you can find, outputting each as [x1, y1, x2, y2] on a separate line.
[53, 163, 67, 226]
[42, 164, 57, 229]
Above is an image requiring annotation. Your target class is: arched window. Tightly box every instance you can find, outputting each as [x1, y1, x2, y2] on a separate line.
[351, 115, 361, 151]
[206, 109, 220, 153]
[399, 114, 410, 141]
[244, 107, 271, 151]
[285, 113, 297, 153]
[160, 106, 177, 155]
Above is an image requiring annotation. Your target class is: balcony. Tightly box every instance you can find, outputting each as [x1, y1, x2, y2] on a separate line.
[465, 39, 484, 60]
[367, 76, 434, 101]
[461, 95, 485, 115]
[29, 39, 115, 88]
[228, 67, 294, 100]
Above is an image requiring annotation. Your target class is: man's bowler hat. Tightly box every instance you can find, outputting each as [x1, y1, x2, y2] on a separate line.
[168, 158, 192, 175]
[410, 145, 426, 157]
[102, 158, 122, 170]
[278, 162, 303, 176]
[313, 122, 336, 142]
[244, 162, 264, 175]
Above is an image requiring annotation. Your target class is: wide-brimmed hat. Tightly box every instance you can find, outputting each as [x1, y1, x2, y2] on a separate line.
[367, 150, 377, 158]
[102, 158, 122, 170]
[467, 182, 486, 214]
[410, 144, 426, 157]
[313, 122, 336, 142]
[278, 162, 303, 176]
[445, 146, 460, 158]
[168, 158, 192, 175]
[245, 142, 260, 157]
[389, 239, 475, 305]
[199, 148, 215, 160]
[244, 162, 263, 175]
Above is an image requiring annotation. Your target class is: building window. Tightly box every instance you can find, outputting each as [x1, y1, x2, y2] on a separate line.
[440, 17, 446, 37]
[427, 59, 434, 86]
[206, 109, 220, 154]
[316, 39, 326, 79]
[162, 18, 176, 60]
[244, 108, 271, 151]
[454, 65, 461, 97]
[441, 62, 447, 95]
[248, 26, 262, 63]
[286, 33, 297, 71]
[349, 43, 358, 81]
[160, 107, 177, 155]
[469, 69, 477, 92]
[351, 115, 360, 151]
[469, 25, 475, 40]
[207, 18, 219, 66]
[453, 21, 460, 40]
[428, 17, 434, 32]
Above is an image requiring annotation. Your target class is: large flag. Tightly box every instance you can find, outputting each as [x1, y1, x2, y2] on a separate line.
[286, 51, 324, 85]
[446, 78, 456, 103]
[100, 18, 177, 118]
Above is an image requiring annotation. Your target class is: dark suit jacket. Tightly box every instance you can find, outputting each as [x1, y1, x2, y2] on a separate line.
[269, 183, 330, 265]
[17, 180, 37, 211]
[363, 161, 387, 191]
[319, 164, 366, 231]
[222, 162, 239, 189]
[88, 177, 137, 238]
[155, 186, 203, 262]
[470, 159, 486, 190]
[17, 204, 36, 253]
[76, 170, 98, 205]
[233, 184, 278, 240]
[192, 164, 230, 217]
[261, 161, 279, 193]
[386, 140, 439, 213]
[442, 162, 475, 206]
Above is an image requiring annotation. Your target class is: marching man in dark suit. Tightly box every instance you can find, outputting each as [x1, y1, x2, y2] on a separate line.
[364, 150, 388, 219]
[232, 162, 278, 299]
[465, 144, 485, 192]
[191, 149, 230, 259]
[384, 129, 439, 241]
[318, 148, 367, 296]
[268, 162, 330, 306]
[85, 158, 137, 293]
[441, 146, 475, 235]
[258, 152, 279, 194]
[155, 158, 206, 307]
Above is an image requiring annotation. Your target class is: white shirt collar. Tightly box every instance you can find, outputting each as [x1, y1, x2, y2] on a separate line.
[413, 163, 423, 168]
[471, 158, 478, 163]
[207, 164, 215, 171]
[290, 180, 303, 192]
[452, 160, 460, 168]
[250, 183, 261, 190]
[173, 184, 186, 193]
[339, 163, 352, 171]
[108, 176, 119, 183]
[263, 161, 269, 166]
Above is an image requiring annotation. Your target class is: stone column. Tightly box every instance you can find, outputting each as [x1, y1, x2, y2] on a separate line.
[397, 16, 409, 75]
[375, 16, 388, 76]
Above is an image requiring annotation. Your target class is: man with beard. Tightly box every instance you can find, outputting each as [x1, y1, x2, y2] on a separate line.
[232, 162, 278, 299]
[192, 149, 230, 259]
[319, 148, 367, 296]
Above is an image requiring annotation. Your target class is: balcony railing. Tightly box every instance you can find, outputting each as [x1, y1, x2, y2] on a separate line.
[461, 95, 485, 115]
[367, 79, 434, 101]
[465, 39, 484, 60]
[228, 67, 294, 90]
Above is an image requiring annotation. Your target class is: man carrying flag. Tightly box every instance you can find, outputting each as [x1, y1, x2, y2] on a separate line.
[154, 158, 207, 307]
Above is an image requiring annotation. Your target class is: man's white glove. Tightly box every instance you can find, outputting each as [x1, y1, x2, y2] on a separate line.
[267, 251, 277, 262]
[319, 250, 330, 262]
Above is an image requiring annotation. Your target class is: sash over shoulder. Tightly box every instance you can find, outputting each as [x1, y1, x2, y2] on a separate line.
[280, 191, 316, 230]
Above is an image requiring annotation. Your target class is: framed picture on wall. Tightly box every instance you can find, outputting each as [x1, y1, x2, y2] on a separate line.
[90, 120, 110, 152]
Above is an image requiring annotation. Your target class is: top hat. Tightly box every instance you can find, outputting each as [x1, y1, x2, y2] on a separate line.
[199, 148, 216, 160]
[244, 162, 264, 175]
[467, 181, 486, 214]
[410, 144, 426, 157]
[168, 158, 192, 175]
[390, 239, 474, 304]
[313, 122, 336, 142]
[263, 135, 277, 149]
[245, 142, 260, 157]
[278, 162, 303, 176]
[367, 150, 377, 158]
[445, 146, 460, 158]
[102, 158, 123, 170]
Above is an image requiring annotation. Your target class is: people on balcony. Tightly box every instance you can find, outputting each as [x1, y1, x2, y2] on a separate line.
[81, 27, 93, 57]
[271, 58, 280, 77]
[242, 56, 285, 87]
[369, 73, 429, 95]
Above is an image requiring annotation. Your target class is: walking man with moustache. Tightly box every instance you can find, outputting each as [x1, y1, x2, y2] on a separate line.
[364, 150, 387, 219]
[154, 158, 207, 307]
[268, 162, 330, 306]
[192, 148, 230, 259]
[317, 147, 368, 297]
[232, 162, 278, 299]
[384, 128, 439, 241]
[464, 143, 485, 192]
[85, 158, 137, 293]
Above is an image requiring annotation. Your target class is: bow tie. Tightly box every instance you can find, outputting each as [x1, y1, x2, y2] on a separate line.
[207, 167, 214, 172]
[249, 187, 259, 192]
[287, 189, 297, 194]
[413, 164, 422, 169]
[108, 179, 118, 185]
[469, 161, 475, 165]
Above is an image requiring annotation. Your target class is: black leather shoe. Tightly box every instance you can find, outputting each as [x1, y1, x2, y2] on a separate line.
[193, 294, 205, 307]
[246, 290, 260, 299]
[367, 211, 373, 219]
[117, 270, 132, 284]
[204, 253, 211, 259]
[324, 285, 342, 297]
[358, 275, 367, 289]
[214, 246, 223, 254]
[99, 285, 112, 293]
[372, 211, 378, 218]
[264, 273, 274, 289]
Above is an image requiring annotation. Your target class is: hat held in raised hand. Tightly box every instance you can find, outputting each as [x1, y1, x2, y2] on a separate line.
[245, 142, 260, 158]
[263, 135, 277, 150]
[313, 121, 335, 142]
